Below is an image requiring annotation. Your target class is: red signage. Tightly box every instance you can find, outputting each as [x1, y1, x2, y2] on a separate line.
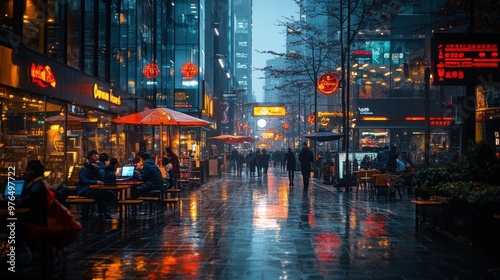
[181, 62, 198, 79]
[353, 50, 372, 56]
[307, 114, 315, 125]
[30, 63, 56, 88]
[142, 63, 160, 79]
[317, 73, 339, 95]
[432, 33, 500, 85]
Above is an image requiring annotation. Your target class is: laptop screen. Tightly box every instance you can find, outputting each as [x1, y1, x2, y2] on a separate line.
[3, 179, 26, 198]
[121, 166, 135, 177]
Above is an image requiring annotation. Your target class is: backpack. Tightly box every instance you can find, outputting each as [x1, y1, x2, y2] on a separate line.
[24, 185, 82, 250]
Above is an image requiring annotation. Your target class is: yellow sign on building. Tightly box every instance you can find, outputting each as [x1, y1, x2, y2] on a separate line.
[253, 106, 286, 116]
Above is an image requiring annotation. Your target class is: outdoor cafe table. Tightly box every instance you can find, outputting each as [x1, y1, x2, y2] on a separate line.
[89, 181, 143, 200]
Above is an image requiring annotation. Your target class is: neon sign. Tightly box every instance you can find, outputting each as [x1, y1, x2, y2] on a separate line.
[317, 73, 339, 95]
[432, 33, 500, 85]
[93, 84, 121, 106]
[30, 63, 56, 88]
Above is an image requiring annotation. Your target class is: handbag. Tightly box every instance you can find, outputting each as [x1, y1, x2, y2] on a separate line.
[24, 186, 82, 250]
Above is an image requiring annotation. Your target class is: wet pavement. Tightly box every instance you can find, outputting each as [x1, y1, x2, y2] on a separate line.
[4, 166, 500, 279]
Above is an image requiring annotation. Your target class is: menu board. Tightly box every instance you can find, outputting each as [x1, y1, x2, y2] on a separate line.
[432, 33, 500, 85]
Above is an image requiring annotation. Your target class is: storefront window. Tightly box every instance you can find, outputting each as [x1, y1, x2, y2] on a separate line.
[358, 129, 390, 151]
[0, 89, 46, 179]
[0, 1, 14, 30]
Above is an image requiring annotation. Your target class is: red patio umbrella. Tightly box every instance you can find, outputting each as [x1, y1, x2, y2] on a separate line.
[112, 107, 210, 154]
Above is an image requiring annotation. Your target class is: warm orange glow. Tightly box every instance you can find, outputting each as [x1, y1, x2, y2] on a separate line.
[142, 63, 160, 79]
[362, 117, 388, 121]
[317, 73, 339, 95]
[282, 122, 290, 130]
[181, 62, 198, 79]
[308, 114, 315, 125]
[405, 117, 425, 121]
[30, 63, 56, 88]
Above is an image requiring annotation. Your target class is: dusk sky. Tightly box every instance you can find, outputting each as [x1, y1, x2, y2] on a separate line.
[252, 0, 298, 102]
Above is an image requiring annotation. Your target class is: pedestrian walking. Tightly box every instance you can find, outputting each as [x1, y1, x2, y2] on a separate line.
[298, 142, 314, 191]
[284, 148, 296, 186]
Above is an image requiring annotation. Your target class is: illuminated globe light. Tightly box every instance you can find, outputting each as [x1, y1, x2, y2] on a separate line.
[181, 62, 198, 79]
[317, 73, 339, 95]
[257, 119, 267, 128]
[142, 63, 160, 79]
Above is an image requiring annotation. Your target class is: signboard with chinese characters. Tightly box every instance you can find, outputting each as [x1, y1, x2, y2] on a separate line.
[174, 89, 197, 110]
[432, 33, 500, 85]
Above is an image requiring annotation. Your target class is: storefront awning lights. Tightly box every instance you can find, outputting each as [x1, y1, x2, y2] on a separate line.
[362, 117, 388, 121]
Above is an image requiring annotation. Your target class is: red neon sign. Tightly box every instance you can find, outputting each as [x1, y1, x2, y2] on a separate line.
[432, 33, 500, 85]
[30, 63, 56, 88]
[317, 73, 339, 95]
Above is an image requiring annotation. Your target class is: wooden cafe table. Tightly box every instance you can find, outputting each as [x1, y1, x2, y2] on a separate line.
[90, 181, 143, 200]
[90, 181, 144, 221]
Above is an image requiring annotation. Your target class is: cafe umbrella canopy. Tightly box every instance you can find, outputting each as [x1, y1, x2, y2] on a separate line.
[208, 134, 255, 144]
[112, 107, 210, 155]
[304, 130, 344, 142]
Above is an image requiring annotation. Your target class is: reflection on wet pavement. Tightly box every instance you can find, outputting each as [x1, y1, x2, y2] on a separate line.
[6, 167, 500, 279]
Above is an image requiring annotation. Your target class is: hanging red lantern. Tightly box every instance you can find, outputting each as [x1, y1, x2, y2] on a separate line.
[142, 63, 160, 79]
[181, 62, 198, 79]
[282, 122, 290, 130]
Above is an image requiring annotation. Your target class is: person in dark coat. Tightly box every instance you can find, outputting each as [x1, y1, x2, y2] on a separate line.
[298, 142, 314, 191]
[247, 150, 256, 176]
[18, 160, 49, 227]
[104, 158, 119, 184]
[133, 152, 165, 198]
[284, 148, 296, 186]
[262, 149, 270, 174]
[387, 145, 398, 173]
[255, 149, 263, 176]
[77, 150, 104, 196]
[77, 150, 111, 218]
[165, 147, 181, 184]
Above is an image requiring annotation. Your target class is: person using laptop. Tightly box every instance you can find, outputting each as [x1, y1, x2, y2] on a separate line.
[132, 152, 165, 198]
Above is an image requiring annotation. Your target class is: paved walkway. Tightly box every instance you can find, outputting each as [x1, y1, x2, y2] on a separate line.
[4, 166, 500, 279]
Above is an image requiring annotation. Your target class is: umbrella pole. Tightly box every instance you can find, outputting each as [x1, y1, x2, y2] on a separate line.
[160, 123, 163, 163]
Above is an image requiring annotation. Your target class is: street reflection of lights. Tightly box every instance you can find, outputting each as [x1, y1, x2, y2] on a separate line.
[394, 77, 401, 82]
[189, 193, 198, 220]
[379, 66, 386, 69]
[369, 69, 376, 73]
[384, 72, 391, 76]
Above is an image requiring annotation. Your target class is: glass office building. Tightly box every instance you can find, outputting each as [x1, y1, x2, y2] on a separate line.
[0, 0, 209, 182]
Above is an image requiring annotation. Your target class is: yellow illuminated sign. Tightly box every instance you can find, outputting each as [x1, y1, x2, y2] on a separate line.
[253, 106, 286, 116]
[93, 84, 121, 106]
[318, 111, 343, 117]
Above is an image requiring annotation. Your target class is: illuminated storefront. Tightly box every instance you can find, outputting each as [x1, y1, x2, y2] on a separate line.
[0, 42, 136, 183]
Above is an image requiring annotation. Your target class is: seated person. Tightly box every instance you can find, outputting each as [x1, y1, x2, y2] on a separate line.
[132, 152, 165, 198]
[77, 150, 114, 219]
[104, 158, 119, 184]
[163, 158, 175, 189]
[17, 160, 50, 227]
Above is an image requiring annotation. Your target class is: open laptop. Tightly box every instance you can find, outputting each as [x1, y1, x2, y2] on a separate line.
[3, 179, 26, 199]
[116, 165, 135, 181]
